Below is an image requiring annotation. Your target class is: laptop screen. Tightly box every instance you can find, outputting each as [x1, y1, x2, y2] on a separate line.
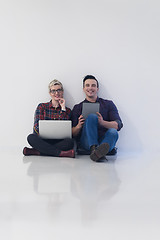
[39, 120, 72, 139]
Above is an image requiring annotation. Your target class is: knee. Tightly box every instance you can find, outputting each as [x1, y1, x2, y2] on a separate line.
[27, 133, 37, 144]
[107, 128, 119, 139]
[65, 138, 74, 149]
[86, 113, 98, 122]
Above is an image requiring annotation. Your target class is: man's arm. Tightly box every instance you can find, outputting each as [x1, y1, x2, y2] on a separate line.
[97, 112, 118, 130]
[101, 120, 118, 130]
[72, 115, 85, 137]
[71, 103, 85, 137]
[107, 100, 123, 131]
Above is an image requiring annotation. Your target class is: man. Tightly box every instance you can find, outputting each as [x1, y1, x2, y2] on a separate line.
[71, 75, 123, 162]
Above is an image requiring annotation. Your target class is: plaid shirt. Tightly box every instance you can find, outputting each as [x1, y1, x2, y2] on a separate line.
[33, 100, 71, 134]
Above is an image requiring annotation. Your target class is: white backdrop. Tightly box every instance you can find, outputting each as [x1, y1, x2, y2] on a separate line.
[0, 0, 159, 154]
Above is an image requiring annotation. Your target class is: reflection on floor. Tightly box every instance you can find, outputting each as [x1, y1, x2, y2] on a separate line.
[0, 148, 160, 240]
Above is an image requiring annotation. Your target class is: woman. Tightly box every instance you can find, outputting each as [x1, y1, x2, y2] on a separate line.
[23, 79, 75, 158]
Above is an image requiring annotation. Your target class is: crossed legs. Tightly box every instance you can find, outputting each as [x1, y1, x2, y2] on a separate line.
[80, 114, 119, 161]
[23, 134, 75, 157]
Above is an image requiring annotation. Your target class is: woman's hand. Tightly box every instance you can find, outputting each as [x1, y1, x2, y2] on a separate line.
[58, 98, 66, 111]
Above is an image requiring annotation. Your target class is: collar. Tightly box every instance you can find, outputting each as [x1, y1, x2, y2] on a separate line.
[84, 96, 99, 103]
[49, 100, 61, 109]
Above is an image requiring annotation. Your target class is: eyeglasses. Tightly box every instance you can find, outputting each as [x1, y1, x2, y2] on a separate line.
[50, 89, 63, 94]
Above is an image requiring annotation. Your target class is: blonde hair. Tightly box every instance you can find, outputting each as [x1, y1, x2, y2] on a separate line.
[48, 79, 64, 92]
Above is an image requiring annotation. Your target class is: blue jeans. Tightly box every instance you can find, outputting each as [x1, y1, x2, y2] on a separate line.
[80, 114, 118, 152]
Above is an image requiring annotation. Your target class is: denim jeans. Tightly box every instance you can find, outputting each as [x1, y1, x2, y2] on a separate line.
[80, 114, 119, 152]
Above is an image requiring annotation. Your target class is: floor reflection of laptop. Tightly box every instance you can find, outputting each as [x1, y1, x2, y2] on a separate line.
[37, 173, 71, 193]
[39, 120, 72, 139]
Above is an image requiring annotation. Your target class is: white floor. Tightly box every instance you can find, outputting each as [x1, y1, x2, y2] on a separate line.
[0, 148, 160, 240]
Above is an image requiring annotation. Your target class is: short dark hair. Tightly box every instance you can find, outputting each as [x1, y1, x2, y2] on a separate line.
[83, 75, 99, 88]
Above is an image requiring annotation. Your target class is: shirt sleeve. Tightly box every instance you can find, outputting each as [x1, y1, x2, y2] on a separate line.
[33, 103, 44, 134]
[63, 107, 71, 120]
[108, 101, 123, 131]
[71, 104, 82, 127]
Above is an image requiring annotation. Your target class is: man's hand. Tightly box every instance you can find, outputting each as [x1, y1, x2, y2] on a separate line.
[72, 115, 85, 137]
[97, 112, 104, 126]
[77, 115, 85, 128]
[97, 112, 118, 130]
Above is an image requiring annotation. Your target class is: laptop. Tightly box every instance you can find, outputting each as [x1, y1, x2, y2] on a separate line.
[39, 120, 72, 139]
[82, 102, 100, 119]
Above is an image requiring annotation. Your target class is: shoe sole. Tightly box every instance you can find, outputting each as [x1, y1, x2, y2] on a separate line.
[90, 143, 110, 162]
